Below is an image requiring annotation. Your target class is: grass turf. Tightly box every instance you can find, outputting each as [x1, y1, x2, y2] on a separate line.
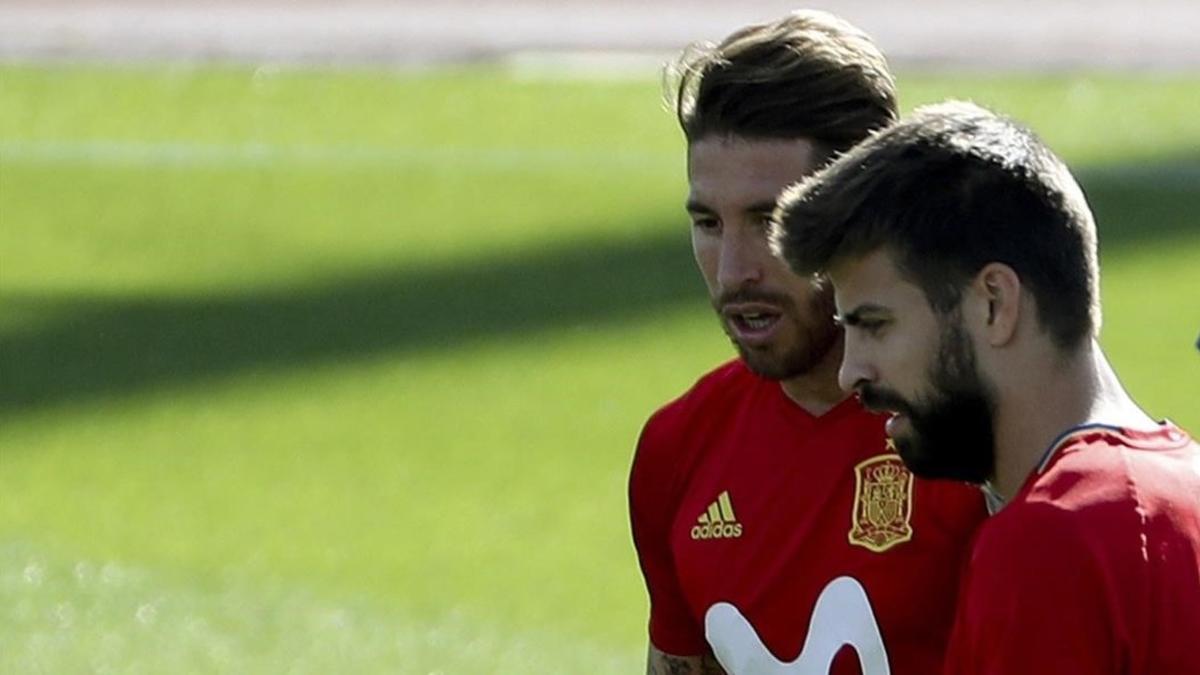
[1, 63, 1198, 672]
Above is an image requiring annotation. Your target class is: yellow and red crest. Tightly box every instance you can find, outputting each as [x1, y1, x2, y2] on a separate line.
[849, 453, 914, 552]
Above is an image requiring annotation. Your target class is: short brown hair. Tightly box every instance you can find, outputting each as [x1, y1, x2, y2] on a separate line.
[668, 10, 898, 152]
[772, 101, 1101, 349]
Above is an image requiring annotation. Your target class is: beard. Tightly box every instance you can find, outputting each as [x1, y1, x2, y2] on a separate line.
[860, 317, 996, 484]
[718, 283, 840, 381]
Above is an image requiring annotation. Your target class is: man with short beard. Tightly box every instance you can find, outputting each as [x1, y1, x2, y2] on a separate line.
[773, 100, 1200, 674]
[628, 12, 986, 675]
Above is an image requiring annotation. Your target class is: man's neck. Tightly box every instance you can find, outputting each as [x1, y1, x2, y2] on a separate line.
[779, 337, 850, 416]
[990, 340, 1156, 500]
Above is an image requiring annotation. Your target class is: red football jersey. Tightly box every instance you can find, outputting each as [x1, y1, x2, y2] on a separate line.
[630, 360, 987, 674]
[943, 423, 1200, 675]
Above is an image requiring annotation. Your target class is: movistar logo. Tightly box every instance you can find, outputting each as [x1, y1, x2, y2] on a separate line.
[691, 490, 744, 540]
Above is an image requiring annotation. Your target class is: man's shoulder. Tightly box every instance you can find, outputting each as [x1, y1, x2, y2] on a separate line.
[962, 431, 1200, 634]
[982, 457, 1135, 557]
[1025, 423, 1200, 516]
[643, 359, 758, 436]
[975, 425, 1199, 567]
[631, 360, 760, 484]
[977, 495, 1090, 553]
[960, 496, 1107, 607]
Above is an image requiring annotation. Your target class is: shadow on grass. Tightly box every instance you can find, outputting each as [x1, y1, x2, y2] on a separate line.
[0, 227, 703, 418]
[1, 160, 1196, 419]
[1079, 159, 1200, 250]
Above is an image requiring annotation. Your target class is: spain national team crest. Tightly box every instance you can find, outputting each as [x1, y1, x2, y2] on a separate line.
[849, 453, 914, 552]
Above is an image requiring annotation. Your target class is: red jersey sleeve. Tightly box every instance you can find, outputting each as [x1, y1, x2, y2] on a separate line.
[943, 503, 1119, 675]
[629, 408, 708, 655]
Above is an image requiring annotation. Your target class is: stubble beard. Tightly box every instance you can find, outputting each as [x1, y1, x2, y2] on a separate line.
[725, 285, 840, 381]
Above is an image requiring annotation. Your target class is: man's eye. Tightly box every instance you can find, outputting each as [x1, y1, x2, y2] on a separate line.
[692, 218, 719, 231]
[859, 319, 888, 334]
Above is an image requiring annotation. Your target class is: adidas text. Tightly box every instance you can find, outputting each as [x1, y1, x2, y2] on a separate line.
[691, 522, 743, 540]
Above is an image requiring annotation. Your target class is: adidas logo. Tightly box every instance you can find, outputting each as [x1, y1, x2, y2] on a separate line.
[690, 490, 744, 540]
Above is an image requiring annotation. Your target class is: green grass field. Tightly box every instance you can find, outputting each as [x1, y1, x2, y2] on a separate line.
[1, 63, 1197, 673]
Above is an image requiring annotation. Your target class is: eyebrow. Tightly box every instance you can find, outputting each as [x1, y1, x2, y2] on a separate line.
[685, 200, 778, 215]
[746, 201, 779, 214]
[836, 303, 892, 327]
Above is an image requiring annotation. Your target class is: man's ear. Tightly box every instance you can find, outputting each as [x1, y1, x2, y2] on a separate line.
[971, 263, 1022, 347]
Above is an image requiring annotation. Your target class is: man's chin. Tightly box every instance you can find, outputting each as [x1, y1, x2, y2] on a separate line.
[735, 342, 807, 381]
[737, 350, 792, 381]
[891, 438, 947, 480]
[733, 334, 836, 382]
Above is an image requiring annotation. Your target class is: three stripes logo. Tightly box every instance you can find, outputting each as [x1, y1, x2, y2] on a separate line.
[690, 490, 744, 540]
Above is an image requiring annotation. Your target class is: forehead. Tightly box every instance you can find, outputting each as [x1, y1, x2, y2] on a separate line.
[687, 136, 822, 208]
[829, 249, 928, 313]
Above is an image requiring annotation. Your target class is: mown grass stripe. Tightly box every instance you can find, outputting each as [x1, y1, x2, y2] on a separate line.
[0, 540, 640, 674]
[3, 139, 1196, 187]
[0, 140, 673, 172]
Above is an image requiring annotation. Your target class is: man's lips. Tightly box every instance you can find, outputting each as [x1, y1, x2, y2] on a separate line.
[859, 387, 912, 417]
[859, 387, 911, 440]
[721, 302, 784, 341]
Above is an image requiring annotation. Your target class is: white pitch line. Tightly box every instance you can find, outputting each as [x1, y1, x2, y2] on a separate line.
[0, 139, 674, 172]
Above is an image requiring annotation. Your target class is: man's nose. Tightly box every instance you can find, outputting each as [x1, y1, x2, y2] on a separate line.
[717, 228, 765, 291]
[838, 336, 876, 394]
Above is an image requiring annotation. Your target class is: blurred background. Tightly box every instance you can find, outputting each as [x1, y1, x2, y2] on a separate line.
[1, 1, 1197, 672]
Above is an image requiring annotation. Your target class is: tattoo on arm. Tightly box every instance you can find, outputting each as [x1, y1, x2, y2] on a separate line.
[653, 654, 689, 675]
[647, 646, 726, 675]
[700, 654, 725, 675]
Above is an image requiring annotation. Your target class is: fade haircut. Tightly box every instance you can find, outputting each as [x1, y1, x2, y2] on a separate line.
[668, 10, 898, 153]
[772, 101, 1101, 349]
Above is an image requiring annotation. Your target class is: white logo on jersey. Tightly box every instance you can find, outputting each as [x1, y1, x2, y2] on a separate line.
[704, 576, 890, 675]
